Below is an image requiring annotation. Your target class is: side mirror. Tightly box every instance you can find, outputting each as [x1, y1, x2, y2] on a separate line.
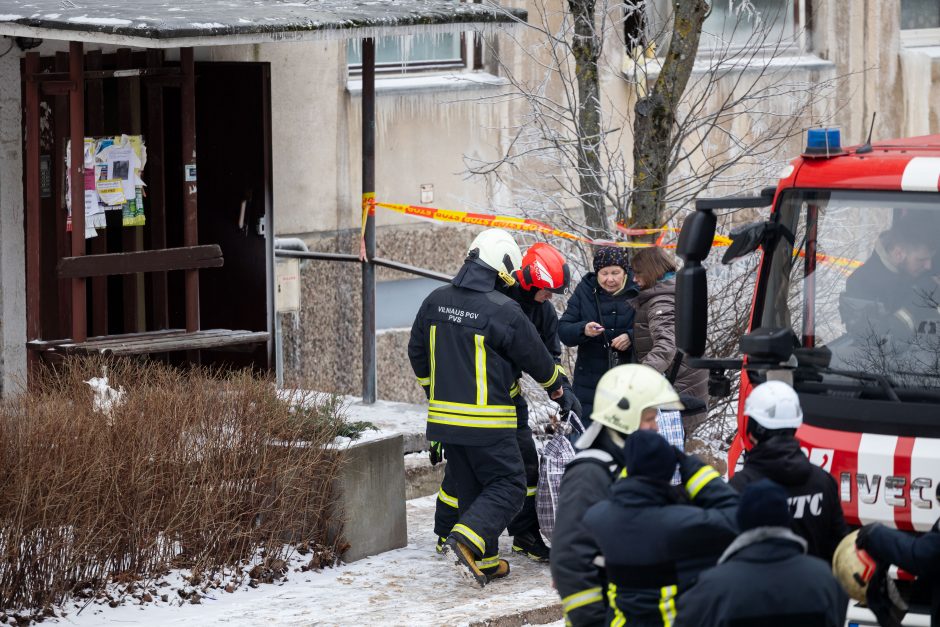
[739, 327, 797, 363]
[721, 221, 773, 265]
[676, 210, 717, 263]
[676, 264, 708, 357]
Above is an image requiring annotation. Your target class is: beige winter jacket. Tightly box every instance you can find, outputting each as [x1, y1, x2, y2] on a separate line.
[631, 277, 709, 414]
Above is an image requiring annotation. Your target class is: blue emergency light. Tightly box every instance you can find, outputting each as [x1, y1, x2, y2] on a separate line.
[802, 127, 845, 158]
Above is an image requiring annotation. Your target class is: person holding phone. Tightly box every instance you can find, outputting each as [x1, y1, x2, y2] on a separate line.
[559, 246, 639, 425]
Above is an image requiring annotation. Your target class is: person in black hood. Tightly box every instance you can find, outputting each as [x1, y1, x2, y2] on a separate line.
[551, 364, 685, 627]
[583, 429, 739, 627]
[559, 246, 639, 423]
[729, 381, 848, 563]
[676, 479, 848, 627]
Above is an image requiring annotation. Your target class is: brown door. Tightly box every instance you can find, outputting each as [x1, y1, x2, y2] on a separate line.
[193, 62, 273, 370]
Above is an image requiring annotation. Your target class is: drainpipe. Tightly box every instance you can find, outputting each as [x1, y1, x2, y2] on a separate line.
[273, 238, 310, 388]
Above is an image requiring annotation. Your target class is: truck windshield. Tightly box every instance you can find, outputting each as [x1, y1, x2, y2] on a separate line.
[761, 189, 940, 394]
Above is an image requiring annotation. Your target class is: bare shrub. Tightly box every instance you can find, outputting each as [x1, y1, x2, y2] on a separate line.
[0, 357, 346, 612]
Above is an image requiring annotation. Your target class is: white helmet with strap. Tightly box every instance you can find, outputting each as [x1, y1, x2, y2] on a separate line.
[744, 380, 803, 429]
[468, 229, 523, 286]
[576, 364, 684, 448]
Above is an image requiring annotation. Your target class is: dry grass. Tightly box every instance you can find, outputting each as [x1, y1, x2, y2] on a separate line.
[0, 357, 346, 612]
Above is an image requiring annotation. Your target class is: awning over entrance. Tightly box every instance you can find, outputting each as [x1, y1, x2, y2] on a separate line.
[0, 0, 526, 47]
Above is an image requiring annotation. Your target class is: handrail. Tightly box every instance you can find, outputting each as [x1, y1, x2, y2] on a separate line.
[274, 249, 450, 283]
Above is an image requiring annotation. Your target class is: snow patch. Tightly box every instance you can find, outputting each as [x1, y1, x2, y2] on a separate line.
[44, 13, 60, 18]
[0, 14, 23, 20]
[191, 22, 225, 28]
[66, 16, 132, 26]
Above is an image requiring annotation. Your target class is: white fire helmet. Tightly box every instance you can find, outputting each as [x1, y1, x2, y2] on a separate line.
[468, 229, 523, 286]
[832, 530, 878, 603]
[744, 380, 803, 430]
[576, 364, 684, 448]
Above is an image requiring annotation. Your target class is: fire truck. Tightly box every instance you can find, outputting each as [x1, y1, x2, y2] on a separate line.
[675, 128, 940, 625]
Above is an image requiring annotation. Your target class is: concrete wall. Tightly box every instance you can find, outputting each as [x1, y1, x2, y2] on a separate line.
[0, 50, 27, 397]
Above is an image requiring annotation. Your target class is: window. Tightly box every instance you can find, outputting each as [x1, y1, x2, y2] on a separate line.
[644, 0, 804, 53]
[761, 190, 940, 393]
[902, 0, 940, 30]
[346, 1, 481, 75]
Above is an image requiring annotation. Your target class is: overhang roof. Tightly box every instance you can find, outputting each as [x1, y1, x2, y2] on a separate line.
[0, 0, 526, 48]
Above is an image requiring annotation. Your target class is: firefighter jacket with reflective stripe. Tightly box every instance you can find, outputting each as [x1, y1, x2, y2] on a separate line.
[583, 455, 739, 627]
[408, 261, 565, 446]
[551, 433, 624, 627]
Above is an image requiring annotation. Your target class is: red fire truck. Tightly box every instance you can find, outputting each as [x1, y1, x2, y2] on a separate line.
[675, 128, 940, 625]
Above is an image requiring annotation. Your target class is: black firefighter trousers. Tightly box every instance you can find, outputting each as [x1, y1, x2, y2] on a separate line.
[442, 433, 526, 566]
[435, 399, 539, 541]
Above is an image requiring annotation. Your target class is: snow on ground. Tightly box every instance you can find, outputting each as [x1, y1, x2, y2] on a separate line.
[54, 496, 558, 627]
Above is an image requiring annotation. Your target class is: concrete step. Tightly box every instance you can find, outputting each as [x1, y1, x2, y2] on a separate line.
[405, 453, 446, 500]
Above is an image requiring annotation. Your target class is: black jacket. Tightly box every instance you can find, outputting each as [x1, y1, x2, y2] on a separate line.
[729, 435, 848, 563]
[675, 527, 848, 627]
[551, 431, 624, 627]
[408, 261, 564, 446]
[583, 456, 739, 627]
[559, 274, 639, 417]
[864, 518, 940, 625]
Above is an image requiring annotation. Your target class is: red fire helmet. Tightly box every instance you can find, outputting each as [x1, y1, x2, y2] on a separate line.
[516, 242, 571, 294]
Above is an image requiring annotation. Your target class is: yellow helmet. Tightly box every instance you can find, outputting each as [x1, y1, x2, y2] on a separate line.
[468, 229, 523, 286]
[577, 364, 683, 448]
[832, 530, 878, 602]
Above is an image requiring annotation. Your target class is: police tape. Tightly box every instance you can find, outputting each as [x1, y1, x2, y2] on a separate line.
[373, 201, 685, 249]
[365, 198, 862, 270]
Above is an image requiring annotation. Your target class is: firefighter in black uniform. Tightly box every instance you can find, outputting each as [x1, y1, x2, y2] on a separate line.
[409, 229, 570, 587]
[729, 380, 848, 563]
[433, 242, 580, 562]
[583, 429, 739, 627]
[551, 364, 685, 626]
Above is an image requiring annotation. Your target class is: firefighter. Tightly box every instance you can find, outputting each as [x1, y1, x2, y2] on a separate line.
[729, 380, 848, 563]
[675, 479, 848, 627]
[583, 429, 739, 627]
[433, 242, 579, 563]
[551, 364, 684, 627]
[408, 228, 570, 587]
[855, 518, 940, 626]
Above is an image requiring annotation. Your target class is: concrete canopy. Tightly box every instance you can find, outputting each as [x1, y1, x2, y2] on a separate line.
[0, 0, 526, 48]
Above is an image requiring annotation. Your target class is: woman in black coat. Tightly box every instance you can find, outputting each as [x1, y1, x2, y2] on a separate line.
[559, 247, 639, 424]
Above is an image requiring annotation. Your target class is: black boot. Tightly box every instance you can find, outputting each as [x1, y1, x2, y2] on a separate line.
[511, 531, 550, 562]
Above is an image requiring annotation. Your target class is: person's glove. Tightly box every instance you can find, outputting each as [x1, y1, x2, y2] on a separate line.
[866, 564, 908, 627]
[428, 441, 443, 466]
[673, 446, 687, 463]
[856, 523, 881, 550]
[557, 386, 583, 420]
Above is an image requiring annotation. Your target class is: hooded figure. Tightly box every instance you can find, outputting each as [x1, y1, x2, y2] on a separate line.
[676, 479, 848, 627]
[582, 430, 739, 627]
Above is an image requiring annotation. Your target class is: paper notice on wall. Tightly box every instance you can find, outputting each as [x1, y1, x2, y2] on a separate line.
[96, 179, 126, 206]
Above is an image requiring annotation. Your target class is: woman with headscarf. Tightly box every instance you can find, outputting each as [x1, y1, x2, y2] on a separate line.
[559, 246, 639, 424]
[630, 246, 709, 438]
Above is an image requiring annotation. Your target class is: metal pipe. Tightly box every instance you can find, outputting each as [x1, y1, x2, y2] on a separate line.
[361, 38, 377, 404]
[274, 249, 359, 263]
[372, 257, 450, 283]
[274, 237, 311, 268]
[69, 41, 86, 343]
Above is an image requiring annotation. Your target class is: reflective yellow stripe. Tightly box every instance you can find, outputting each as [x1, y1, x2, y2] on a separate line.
[526, 486, 537, 497]
[474, 334, 487, 406]
[452, 524, 485, 555]
[509, 382, 520, 398]
[562, 587, 603, 614]
[416, 376, 430, 386]
[658, 585, 677, 626]
[475, 555, 500, 569]
[686, 466, 720, 500]
[437, 487, 458, 508]
[538, 364, 562, 389]
[428, 413, 517, 429]
[429, 399, 515, 413]
[607, 583, 626, 627]
[429, 325, 437, 400]
[619, 467, 628, 479]
[558, 365, 568, 376]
